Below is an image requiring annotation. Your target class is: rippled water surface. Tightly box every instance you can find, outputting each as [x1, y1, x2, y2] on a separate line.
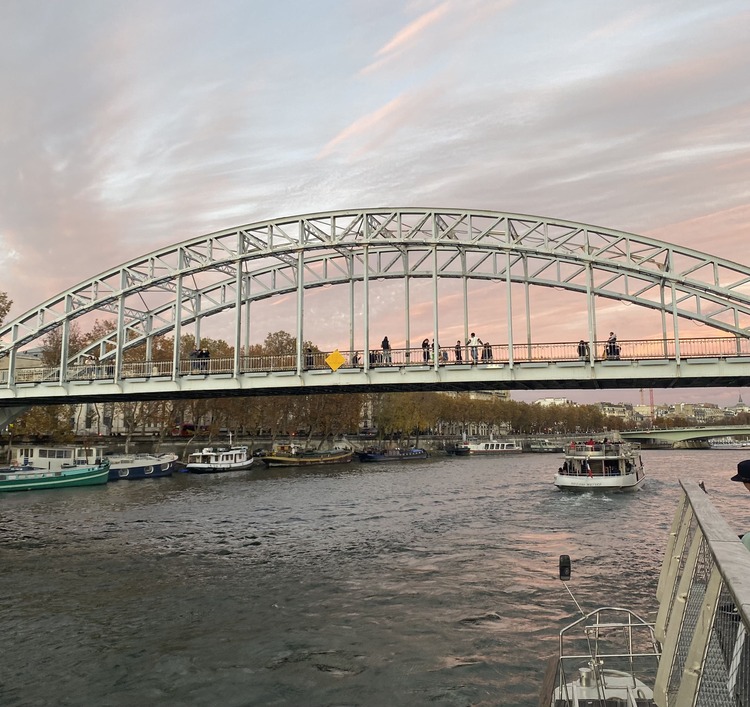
[2, 450, 749, 706]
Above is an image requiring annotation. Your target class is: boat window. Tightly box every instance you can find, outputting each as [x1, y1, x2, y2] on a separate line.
[144, 466, 153, 474]
[43, 449, 63, 458]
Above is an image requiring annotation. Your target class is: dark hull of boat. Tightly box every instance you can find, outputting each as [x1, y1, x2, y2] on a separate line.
[108, 461, 176, 481]
[446, 447, 470, 456]
[357, 449, 428, 462]
[261, 451, 354, 467]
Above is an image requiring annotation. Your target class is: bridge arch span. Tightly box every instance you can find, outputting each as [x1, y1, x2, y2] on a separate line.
[1, 208, 750, 394]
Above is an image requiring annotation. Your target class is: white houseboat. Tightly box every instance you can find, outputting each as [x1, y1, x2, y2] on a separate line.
[12, 444, 179, 481]
[465, 438, 522, 455]
[186, 444, 254, 474]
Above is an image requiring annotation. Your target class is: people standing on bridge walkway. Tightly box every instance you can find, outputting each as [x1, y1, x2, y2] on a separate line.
[422, 338, 430, 363]
[381, 336, 391, 363]
[467, 333, 482, 363]
[606, 332, 620, 360]
[189, 349, 201, 373]
[305, 347, 314, 369]
[577, 340, 589, 360]
[482, 341, 492, 362]
[432, 339, 447, 364]
[454, 340, 462, 363]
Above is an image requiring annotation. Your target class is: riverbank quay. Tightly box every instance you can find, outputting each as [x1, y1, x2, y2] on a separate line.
[0, 432, 676, 463]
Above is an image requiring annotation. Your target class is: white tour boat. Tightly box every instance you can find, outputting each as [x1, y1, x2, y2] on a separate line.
[708, 437, 750, 450]
[554, 440, 645, 491]
[464, 438, 522, 455]
[186, 443, 254, 474]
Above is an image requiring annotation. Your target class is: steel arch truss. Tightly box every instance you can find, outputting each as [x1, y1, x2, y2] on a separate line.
[2, 208, 750, 367]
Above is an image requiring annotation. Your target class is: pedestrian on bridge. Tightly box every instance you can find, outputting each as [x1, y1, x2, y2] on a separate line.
[454, 340, 462, 363]
[422, 338, 430, 363]
[381, 336, 391, 364]
[467, 333, 482, 364]
[433, 339, 447, 364]
[577, 340, 589, 360]
[606, 332, 620, 359]
[201, 349, 211, 371]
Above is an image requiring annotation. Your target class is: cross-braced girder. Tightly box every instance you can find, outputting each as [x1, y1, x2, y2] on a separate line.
[1, 209, 750, 366]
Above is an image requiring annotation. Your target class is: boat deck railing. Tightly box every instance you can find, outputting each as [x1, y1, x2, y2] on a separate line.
[566, 442, 641, 456]
[556, 467, 627, 478]
[654, 481, 750, 706]
[552, 607, 660, 705]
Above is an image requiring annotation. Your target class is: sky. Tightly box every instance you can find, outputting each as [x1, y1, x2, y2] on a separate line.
[1, 0, 749, 407]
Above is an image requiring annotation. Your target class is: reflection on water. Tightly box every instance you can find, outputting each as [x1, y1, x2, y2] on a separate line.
[1, 450, 748, 705]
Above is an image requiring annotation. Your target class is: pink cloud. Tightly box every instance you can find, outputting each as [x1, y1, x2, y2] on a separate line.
[317, 95, 408, 159]
[360, 2, 450, 75]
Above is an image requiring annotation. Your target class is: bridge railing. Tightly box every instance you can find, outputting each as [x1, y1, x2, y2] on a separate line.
[654, 481, 750, 706]
[2, 336, 750, 386]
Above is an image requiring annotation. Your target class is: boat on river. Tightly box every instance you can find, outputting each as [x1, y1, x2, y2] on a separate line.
[186, 445, 254, 473]
[10, 443, 179, 481]
[542, 479, 750, 704]
[106, 452, 179, 480]
[356, 446, 428, 462]
[445, 441, 470, 456]
[709, 437, 750, 450]
[542, 605, 659, 705]
[527, 439, 564, 453]
[11, 443, 107, 471]
[464, 438, 522, 455]
[0, 460, 110, 492]
[554, 440, 645, 491]
[539, 551, 659, 706]
[261, 444, 353, 468]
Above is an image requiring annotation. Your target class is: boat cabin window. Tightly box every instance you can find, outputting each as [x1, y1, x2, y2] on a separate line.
[38, 449, 73, 459]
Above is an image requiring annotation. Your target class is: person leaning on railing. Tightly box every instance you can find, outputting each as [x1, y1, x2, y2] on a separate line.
[730, 460, 750, 550]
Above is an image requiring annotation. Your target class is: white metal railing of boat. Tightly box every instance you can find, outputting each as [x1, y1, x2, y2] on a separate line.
[654, 480, 750, 706]
[554, 606, 661, 703]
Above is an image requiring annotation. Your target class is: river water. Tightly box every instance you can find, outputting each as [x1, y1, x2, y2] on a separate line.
[2, 449, 749, 706]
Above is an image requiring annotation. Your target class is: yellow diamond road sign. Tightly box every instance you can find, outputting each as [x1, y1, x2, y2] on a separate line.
[325, 349, 346, 371]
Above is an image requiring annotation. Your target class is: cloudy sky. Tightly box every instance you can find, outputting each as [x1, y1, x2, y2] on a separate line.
[2, 0, 749, 406]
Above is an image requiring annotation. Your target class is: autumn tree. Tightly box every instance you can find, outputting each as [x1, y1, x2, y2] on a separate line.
[14, 405, 77, 441]
[0, 291, 11, 326]
[302, 392, 364, 447]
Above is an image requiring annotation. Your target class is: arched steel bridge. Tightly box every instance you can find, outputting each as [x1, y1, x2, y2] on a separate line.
[2, 207, 750, 406]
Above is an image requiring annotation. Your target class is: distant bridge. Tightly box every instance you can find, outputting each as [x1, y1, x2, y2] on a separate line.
[1, 208, 750, 406]
[620, 425, 750, 443]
